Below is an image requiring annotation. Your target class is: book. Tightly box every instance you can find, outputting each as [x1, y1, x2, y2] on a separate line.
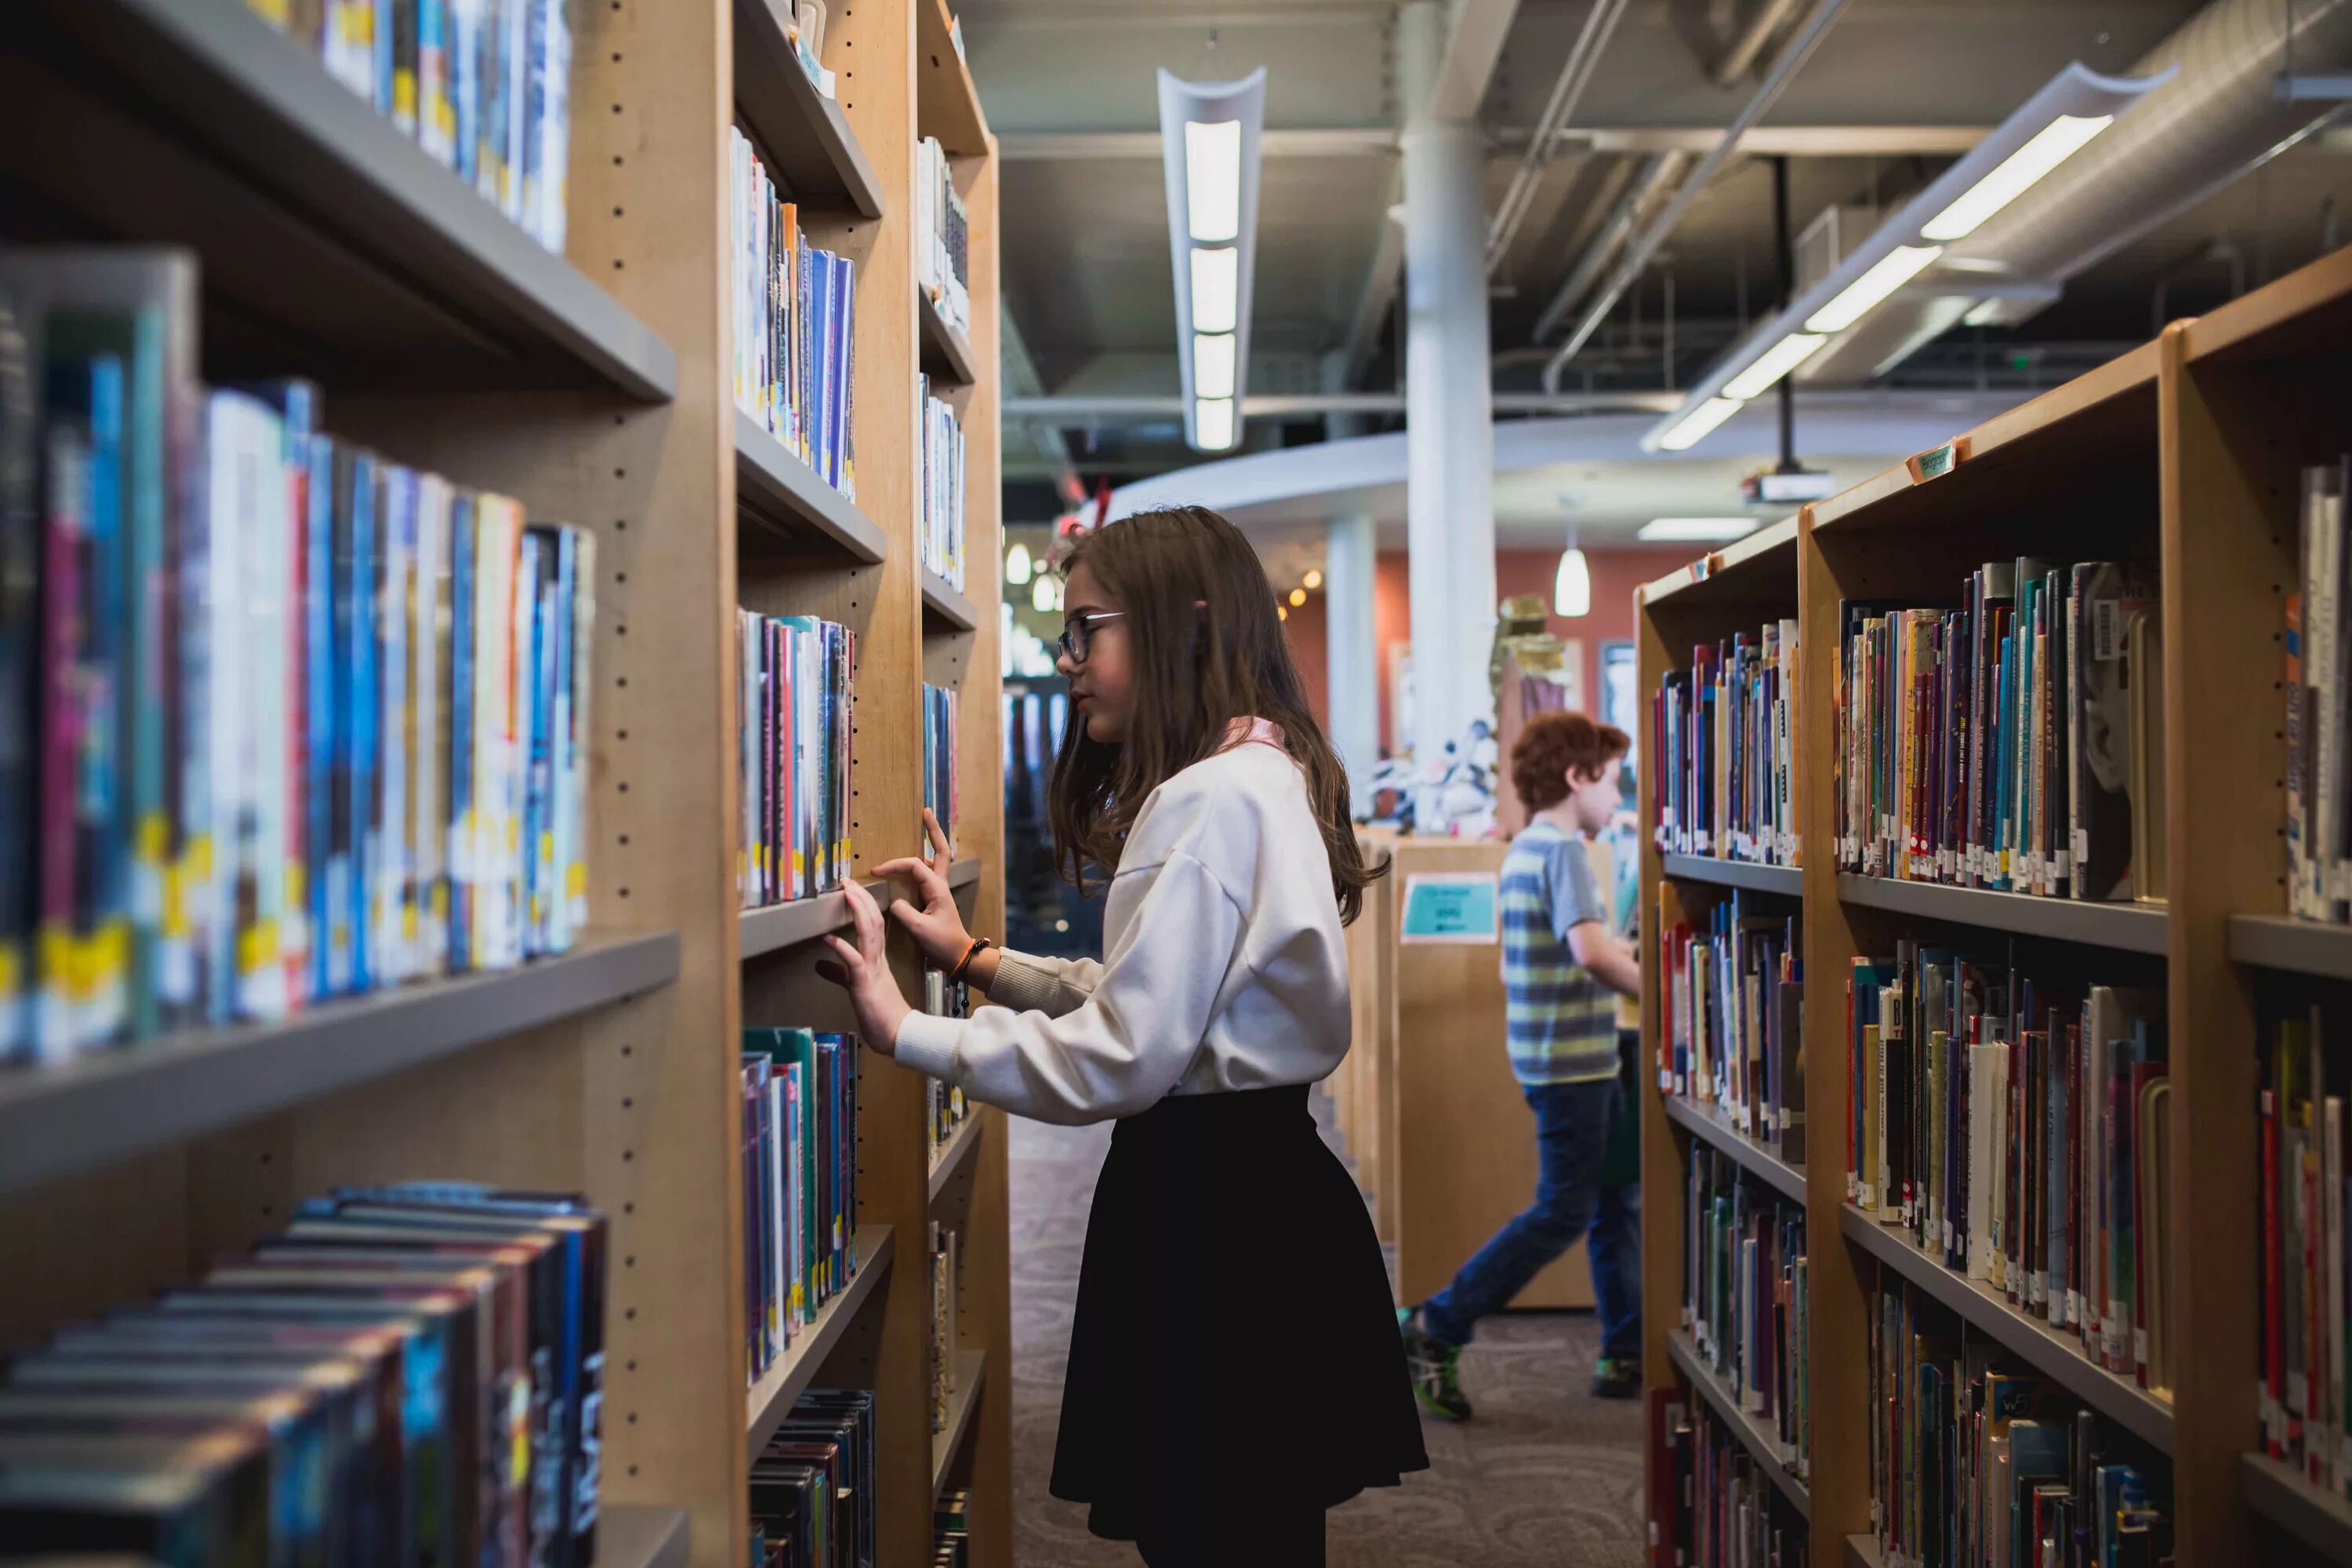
[737, 612, 855, 909]
[919, 378, 967, 590]
[1657, 891, 1802, 1148]
[742, 1028, 862, 1377]
[1653, 619, 1802, 867]
[1682, 1145, 1809, 1463]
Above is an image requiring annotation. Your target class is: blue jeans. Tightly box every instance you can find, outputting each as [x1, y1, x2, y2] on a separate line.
[1421, 1076, 1642, 1361]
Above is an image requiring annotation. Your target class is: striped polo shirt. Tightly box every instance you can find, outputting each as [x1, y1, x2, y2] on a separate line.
[1500, 820, 1619, 1085]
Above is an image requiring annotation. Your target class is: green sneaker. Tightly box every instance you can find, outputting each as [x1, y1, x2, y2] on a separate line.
[1397, 1306, 1472, 1421]
[1592, 1356, 1641, 1401]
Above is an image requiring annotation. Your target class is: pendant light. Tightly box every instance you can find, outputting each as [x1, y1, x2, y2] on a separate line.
[1554, 529, 1592, 619]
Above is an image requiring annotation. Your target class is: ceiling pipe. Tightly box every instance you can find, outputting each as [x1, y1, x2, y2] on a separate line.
[1530, 151, 1688, 342]
[1004, 390, 1682, 421]
[1712, 0, 1806, 86]
[1541, 0, 1851, 392]
[1485, 0, 1632, 271]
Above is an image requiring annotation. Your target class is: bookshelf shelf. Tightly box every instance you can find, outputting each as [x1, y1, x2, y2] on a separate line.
[916, 0, 990, 158]
[739, 862, 979, 961]
[13, 0, 678, 400]
[1836, 1205, 2173, 1454]
[919, 288, 979, 385]
[1662, 1096, 1806, 1205]
[1661, 854, 1803, 898]
[1843, 1535, 1883, 1568]
[747, 1225, 897, 1452]
[603, 1506, 691, 1568]
[929, 1113, 983, 1205]
[2227, 914, 2352, 982]
[2241, 1451, 2352, 1562]
[949, 857, 982, 891]
[1665, 1329, 1809, 1522]
[735, 411, 888, 564]
[0, 933, 681, 1197]
[733, 0, 887, 219]
[932, 1348, 989, 1500]
[923, 569, 981, 632]
[1834, 874, 2169, 956]
[1639, 516, 1801, 608]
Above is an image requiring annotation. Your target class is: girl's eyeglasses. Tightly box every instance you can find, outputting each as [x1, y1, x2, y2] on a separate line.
[1058, 610, 1126, 666]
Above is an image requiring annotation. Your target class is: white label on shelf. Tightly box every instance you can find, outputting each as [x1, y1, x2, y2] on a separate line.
[2072, 829, 2089, 870]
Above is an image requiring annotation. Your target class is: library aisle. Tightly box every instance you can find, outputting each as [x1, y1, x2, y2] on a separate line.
[1004, 1105, 1647, 1568]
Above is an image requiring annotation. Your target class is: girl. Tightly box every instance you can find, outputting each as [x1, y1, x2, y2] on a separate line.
[821, 506, 1428, 1566]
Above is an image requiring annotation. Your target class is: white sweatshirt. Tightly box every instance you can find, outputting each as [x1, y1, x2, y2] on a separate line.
[891, 731, 1352, 1125]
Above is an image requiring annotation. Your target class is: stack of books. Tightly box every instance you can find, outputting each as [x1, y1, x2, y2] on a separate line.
[929, 1219, 960, 1434]
[1832, 563, 2164, 903]
[730, 126, 860, 500]
[241, 0, 572, 252]
[916, 137, 971, 336]
[1686, 1146, 1809, 1469]
[2259, 1004, 2352, 1490]
[1846, 953, 2172, 1394]
[919, 379, 967, 589]
[1653, 619, 1801, 866]
[735, 612, 854, 909]
[742, 1029, 861, 1383]
[750, 1388, 877, 1566]
[1657, 894, 1803, 1152]
[1661, 1396, 1802, 1567]
[935, 1490, 973, 1566]
[0, 1181, 609, 1564]
[924, 681, 960, 854]
[1868, 1280, 2170, 1568]
[1, 250, 594, 1065]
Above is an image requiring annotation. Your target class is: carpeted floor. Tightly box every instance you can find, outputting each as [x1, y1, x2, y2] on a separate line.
[1007, 1105, 1648, 1568]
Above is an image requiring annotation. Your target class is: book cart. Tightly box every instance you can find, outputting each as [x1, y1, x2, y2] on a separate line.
[1638, 242, 2352, 1568]
[0, 1, 1009, 1566]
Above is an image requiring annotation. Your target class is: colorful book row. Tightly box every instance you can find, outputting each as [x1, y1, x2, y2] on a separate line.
[750, 1387, 877, 1568]
[742, 1028, 862, 1385]
[919, 380, 967, 592]
[730, 125, 861, 500]
[1686, 1144, 1811, 1469]
[1653, 619, 1801, 867]
[735, 611, 855, 909]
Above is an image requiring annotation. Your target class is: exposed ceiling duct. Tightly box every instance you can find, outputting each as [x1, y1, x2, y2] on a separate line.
[1805, 0, 2352, 383]
[1484, 0, 1631, 271]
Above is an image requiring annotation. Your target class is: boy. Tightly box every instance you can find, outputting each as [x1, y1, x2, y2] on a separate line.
[1396, 711, 1643, 1417]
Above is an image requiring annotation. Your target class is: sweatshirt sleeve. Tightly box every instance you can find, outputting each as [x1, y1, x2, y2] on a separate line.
[981, 949, 1101, 1018]
[891, 851, 1245, 1124]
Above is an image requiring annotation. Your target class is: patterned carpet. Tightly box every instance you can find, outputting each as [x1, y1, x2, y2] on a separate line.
[1007, 1104, 1648, 1567]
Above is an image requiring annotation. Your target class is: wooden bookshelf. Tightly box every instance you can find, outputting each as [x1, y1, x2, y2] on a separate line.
[1636, 244, 2352, 1566]
[933, 1346, 988, 1499]
[1661, 852, 1803, 898]
[739, 859, 981, 962]
[1662, 1095, 1806, 1205]
[929, 1111, 984, 1203]
[1666, 1329, 1810, 1521]
[1843, 1536, 1883, 1568]
[923, 568, 982, 630]
[746, 1227, 898, 1451]
[919, 289, 980, 384]
[0, 2, 1010, 1565]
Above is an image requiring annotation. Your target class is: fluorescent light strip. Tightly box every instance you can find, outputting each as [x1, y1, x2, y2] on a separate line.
[1184, 119, 1243, 243]
[1192, 332, 1236, 399]
[1656, 397, 1743, 452]
[1190, 247, 1239, 334]
[1921, 113, 2114, 242]
[1195, 397, 1236, 450]
[1806, 245, 1943, 334]
[1721, 333, 1828, 401]
[1638, 517, 1761, 542]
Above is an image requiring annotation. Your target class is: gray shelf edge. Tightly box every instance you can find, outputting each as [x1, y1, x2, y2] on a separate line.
[741, 863, 975, 960]
[0, 931, 681, 1196]
[601, 1506, 690, 1568]
[65, 0, 677, 401]
[1665, 1330, 1809, 1522]
[1661, 854, 1804, 898]
[1845, 1534, 1885, 1568]
[731, 0, 886, 219]
[918, 288, 978, 384]
[1662, 1096, 1806, 1206]
[1837, 1205, 2174, 1454]
[735, 411, 887, 563]
[949, 857, 980, 891]
[922, 570, 979, 631]
[1835, 874, 2169, 955]
[2230, 914, 2352, 982]
[931, 1346, 988, 1499]
[746, 1225, 895, 1450]
[927, 1112, 983, 1203]
[2244, 1450, 2352, 1562]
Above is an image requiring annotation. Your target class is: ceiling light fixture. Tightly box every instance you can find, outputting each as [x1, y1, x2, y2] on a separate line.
[1161, 68, 1265, 453]
[1806, 245, 1944, 334]
[1004, 541, 1033, 586]
[1720, 333, 1828, 401]
[1554, 537, 1592, 619]
[1288, 587, 1307, 607]
[1031, 575, 1058, 615]
[1638, 517, 1761, 542]
[1655, 397, 1743, 452]
[1921, 113, 2115, 241]
[1302, 568, 1323, 590]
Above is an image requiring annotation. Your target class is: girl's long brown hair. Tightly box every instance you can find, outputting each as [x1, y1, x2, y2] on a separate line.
[1048, 505, 1384, 924]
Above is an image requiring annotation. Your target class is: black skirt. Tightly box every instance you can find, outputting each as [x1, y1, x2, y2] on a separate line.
[1051, 1083, 1430, 1541]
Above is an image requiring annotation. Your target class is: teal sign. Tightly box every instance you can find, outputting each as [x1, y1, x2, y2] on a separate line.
[1400, 875, 1499, 943]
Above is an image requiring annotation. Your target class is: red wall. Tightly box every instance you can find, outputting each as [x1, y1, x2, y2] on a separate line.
[1279, 546, 1689, 750]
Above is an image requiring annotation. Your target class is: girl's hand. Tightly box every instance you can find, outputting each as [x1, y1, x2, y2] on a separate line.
[817, 880, 910, 1056]
[873, 809, 969, 971]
